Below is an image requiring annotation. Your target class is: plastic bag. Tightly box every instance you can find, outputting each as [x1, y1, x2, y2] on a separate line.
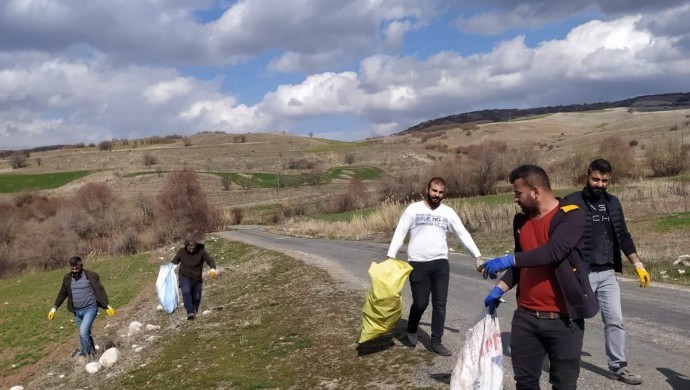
[156, 263, 179, 314]
[450, 311, 503, 390]
[358, 259, 413, 343]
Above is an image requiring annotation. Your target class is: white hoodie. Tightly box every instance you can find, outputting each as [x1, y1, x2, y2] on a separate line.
[387, 201, 481, 262]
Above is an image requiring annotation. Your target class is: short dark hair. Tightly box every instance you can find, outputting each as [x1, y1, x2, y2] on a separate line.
[69, 256, 83, 267]
[587, 158, 612, 175]
[427, 177, 446, 189]
[183, 235, 198, 247]
[509, 164, 551, 190]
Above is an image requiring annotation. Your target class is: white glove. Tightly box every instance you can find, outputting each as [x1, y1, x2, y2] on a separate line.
[475, 257, 485, 272]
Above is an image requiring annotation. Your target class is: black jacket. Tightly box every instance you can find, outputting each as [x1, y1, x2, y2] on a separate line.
[171, 243, 216, 281]
[500, 200, 599, 320]
[53, 269, 110, 314]
[564, 190, 636, 273]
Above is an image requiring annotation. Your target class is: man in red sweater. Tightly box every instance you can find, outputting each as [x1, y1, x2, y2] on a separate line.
[481, 165, 599, 389]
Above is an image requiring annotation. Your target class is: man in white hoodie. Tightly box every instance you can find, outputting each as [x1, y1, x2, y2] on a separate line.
[387, 177, 482, 356]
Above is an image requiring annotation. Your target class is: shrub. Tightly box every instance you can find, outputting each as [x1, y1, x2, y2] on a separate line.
[231, 207, 244, 225]
[233, 135, 246, 143]
[324, 178, 367, 213]
[629, 140, 639, 147]
[74, 182, 117, 217]
[344, 153, 355, 165]
[597, 137, 641, 181]
[143, 152, 158, 167]
[9, 153, 28, 169]
[98, 140, 113, 151]
[645, 139, 689, 177]
[116, 229, 140, 255]
[0, 205, 21, 246]
[155, 169, 219, 238]
[379, 171, 424, 203]
[221, 176, 232, 191]
[287, 158, 317, 170]
[184, 138, 192, 147]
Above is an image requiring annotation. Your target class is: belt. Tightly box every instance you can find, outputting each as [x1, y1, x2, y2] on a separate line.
[519, 307, 565, 320]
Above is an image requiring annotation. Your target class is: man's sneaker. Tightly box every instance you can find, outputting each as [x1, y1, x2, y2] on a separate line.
[431, 343, 452, 356]
[406, 332, 418, 347]
[187, 313, 196, 320]
[70, 349, 80, 358]
[608, 366, 643, 385]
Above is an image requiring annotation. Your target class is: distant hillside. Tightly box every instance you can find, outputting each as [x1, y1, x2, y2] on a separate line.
[400, 92, 690, 134]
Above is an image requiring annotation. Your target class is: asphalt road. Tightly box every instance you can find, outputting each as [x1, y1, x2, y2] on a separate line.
[215, 226, 690, 390]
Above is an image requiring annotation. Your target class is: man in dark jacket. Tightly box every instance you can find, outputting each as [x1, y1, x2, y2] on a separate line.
[481, 165, 599, 390]
[564, 158, 650, 385]
[48, 256, 115, 358]
[172, 236, 217, 320]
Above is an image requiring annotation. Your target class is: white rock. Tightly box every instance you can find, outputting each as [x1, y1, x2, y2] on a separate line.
[156, 304, 164, 311]
[135, 346, 144, 353]
[59, 374, 65, 378]
[128, 321, 143, 336]
[99, 348, 120, 368]
[145, 324, 161, 331]
[146, 335, 160, 342]
[85, 362, 101, 374]
[10, 386, 24, 390]
[202, 310, 211, 316]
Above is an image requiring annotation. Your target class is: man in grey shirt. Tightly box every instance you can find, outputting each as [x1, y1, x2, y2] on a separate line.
[48, 256, 115, 359]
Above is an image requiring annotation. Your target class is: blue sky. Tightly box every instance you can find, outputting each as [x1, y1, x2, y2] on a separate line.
[1, 0, 690, 149]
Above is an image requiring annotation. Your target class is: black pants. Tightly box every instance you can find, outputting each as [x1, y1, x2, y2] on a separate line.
[179, 276, 203, 315]
[511, 308, 585, 390]
[407, 259, 449, 344]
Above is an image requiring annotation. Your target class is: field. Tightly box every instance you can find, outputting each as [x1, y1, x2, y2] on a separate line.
[0, 106, 689, 388]
[1, 238, 436, 389]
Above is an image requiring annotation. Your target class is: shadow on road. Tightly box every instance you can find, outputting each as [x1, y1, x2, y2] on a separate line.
[657, 367, 690, 389]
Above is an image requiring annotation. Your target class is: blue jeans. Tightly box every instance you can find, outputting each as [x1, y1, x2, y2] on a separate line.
[179, 276, 203, 316]
[589, 269, 627, 370]
[511, 308, 585, 390]
[74, 303, 98, 356]
[407, 259, 449, 344]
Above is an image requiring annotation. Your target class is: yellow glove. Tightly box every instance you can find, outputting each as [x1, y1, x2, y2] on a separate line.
[634, 262, 650, 288]
[106, 306, 115, 316]
[208, 268, 218, 279]
[48, 308, 56, 321]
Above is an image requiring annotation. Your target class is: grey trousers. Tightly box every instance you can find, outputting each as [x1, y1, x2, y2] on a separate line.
[589, 269, 627, 370]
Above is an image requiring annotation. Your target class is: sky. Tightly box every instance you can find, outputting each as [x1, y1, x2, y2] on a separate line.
[2, 0, 690, 150]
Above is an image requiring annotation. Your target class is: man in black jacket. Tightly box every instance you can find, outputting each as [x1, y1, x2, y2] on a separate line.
[565, 159, 650, 385]
[172, 236, 217, 320]
[48, 256, 115, 359]
[481, 165, 599, 389]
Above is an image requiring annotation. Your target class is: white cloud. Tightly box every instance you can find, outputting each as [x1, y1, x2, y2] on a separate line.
[2, 2, 690, 148]
[453, 0, 688, 35]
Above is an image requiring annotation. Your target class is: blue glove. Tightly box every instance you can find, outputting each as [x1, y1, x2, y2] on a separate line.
[481, 254, 515, 279]
[484, 286, 504, 315]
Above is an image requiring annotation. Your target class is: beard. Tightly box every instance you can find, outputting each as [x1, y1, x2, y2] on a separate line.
[426, 193, 442, 208]
[71, 270, 83, 279]
[585, 184, 606, 198]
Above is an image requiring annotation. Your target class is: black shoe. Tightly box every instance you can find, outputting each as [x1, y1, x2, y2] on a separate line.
[70, 349, 80, 358]
[187, 314, 196, 320]
[431, 343, 452, 356]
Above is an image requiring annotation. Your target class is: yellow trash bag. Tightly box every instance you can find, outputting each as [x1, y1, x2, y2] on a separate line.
[358, 258, 413, 343]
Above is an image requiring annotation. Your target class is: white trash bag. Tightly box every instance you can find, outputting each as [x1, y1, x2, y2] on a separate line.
[450, 311, 503, 390]
[156, 263, 179, 314]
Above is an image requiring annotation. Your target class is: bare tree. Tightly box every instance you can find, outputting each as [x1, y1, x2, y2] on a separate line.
[143, 152, 158, 167]
[9, 153, 28, 169]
